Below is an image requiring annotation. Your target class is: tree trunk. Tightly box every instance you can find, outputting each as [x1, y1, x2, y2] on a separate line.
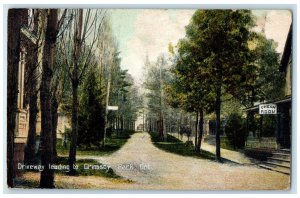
[40, 9, 58, 188]
[142, 109, 145, 131]
[7, 9, 23, 187]
[103, 59, 112, 147]
[121, 115, 124, 131]
[50, 68, 61, 159]
[68, 9, 83, 175]
[24, 23, 39, 164]
[68, 82, 79, 175]
[194, 112, 198, 152]
[51, 96, 58, 159]
[215, 63, 222, 161]
[24, 91, 38, 164]
[197, 109, 204, 153]
[163, 115, 167, 141]
[117, 116, 120, 136]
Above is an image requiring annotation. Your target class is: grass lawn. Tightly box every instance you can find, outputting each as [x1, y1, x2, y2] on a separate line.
[149, 132, 215, 160]
[16, 152, 132, 189]
[14, 130, 135, 188]
[57, 130, 135, 156]
[54, 157, 120, 178]
[14, 157, 131, 188]
[15, 170, 133, 189]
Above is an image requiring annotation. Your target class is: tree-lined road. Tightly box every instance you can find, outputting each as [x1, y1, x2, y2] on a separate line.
[79, 132, 289, 190]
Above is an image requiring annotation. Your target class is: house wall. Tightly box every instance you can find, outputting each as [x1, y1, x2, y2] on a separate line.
[285, 56, 292, 97]
[57, 115, 70, 139]
[13, 9, 36, 177]
[15, 40, 31, 145]
[14, 48, 29, 177]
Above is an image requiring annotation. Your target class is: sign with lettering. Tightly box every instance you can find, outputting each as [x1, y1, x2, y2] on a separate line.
[107, 106, 119, 111]
[259, 104, 277, 114]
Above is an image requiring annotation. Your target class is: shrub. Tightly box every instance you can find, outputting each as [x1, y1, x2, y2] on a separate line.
[224, 113, 246, 149]
[261, 115, 277, 137]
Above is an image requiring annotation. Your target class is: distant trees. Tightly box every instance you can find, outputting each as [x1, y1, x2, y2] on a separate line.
[144, 55, 173, 141]
[109, 70, 140, 135]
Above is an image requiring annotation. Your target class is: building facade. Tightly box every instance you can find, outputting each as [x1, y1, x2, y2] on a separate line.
[244, 25, 292, 150]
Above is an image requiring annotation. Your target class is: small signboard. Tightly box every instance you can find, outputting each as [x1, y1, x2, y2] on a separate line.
[107, 106, 119, 111]
[259, 104, 277, 114]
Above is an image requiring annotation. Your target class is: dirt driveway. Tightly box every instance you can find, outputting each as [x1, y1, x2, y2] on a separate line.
[78, 132, 289, 190]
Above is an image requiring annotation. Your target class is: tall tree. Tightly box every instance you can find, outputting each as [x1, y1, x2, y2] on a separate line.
[59, 9, 106, 175]
[39, 8, 67, 188]
[39, 9, 59, 188]
[234, 33, 284, 107]
[77, 65, 105, 147]
[110, 70, 140, 133]
[24, 37, 39, 164]
[183, 10, 255, 160]
[51, 39, 71, 158]
[103, 50, 113, 147]
[24, 9, 46, 164]
[166, 39, 215, 153]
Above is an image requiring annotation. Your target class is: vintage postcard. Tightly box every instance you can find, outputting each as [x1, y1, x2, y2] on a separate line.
[7, 8, 292, 190]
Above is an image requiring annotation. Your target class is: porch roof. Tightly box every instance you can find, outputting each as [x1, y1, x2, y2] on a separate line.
[243, 97, 291, 112]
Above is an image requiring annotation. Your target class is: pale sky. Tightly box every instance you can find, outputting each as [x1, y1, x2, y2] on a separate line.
[110, 9, 292, 84]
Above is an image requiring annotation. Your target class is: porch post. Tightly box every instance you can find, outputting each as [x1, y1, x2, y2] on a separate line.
[276, 112, 281, 149]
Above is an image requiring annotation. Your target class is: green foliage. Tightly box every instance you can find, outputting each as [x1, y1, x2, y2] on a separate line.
[109, 70, 140, 129]
[15, 178, 41, 189]
[173, 10, 282, 110]
[234, 33, 285, 107]
[186, 10, 255, 104]
[58, 20, 139, 146]
[166, 10, 283, 159]
[224, 113, 246, 149]
[220, 137, 235, 151]
[149, 132, 215, 160]
[221, 97, 244, 118]
[77, 69, 105, 147]
[167, 10, 258, 115]
[261, 115, 277, 137]
[254, 34, 285, 101]
[144, 55, 171, 114]
[57, 130, 135, 156]
[144, 54, 179, 135]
